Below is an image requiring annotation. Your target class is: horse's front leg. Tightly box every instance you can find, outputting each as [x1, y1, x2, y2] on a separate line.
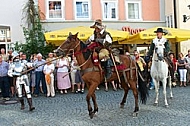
[85, 82, 93, 118]
[92, 93, 98, 113]
[120, 81, 129, 108]
[86, 92, 93, 118]
[168, 75, 173, 98]
[130, 80, 139, 116]
[162, 78, 168, 107]
[86, 83, 97, 119]
[153, 79, 159, 106]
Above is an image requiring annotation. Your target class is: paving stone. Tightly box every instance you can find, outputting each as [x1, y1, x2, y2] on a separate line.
[0, 86, 190, 125]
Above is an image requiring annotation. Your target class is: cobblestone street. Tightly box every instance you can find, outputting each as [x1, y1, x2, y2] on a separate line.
[0, 85, 190, 126]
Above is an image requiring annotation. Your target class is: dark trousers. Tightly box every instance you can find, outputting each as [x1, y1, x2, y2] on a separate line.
[34, 71, 47, 95]
[0, 76, 10, 98]
[169, 63, 175, 82]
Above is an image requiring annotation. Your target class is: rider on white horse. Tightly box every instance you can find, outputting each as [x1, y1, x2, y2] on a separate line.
[148, 28, 177, 85]
[148, 28, 170, 57]
[148, 28, 173, 107]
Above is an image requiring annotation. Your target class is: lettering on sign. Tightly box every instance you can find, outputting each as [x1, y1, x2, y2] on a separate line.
[122, 26, 146, 35]
[50, 34, 86, 38]
[50, 35, 55, 38]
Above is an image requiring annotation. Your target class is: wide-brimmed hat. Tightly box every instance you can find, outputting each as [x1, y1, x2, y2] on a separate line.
[169, 52, 175, 56]
[90, 19, 103, 29]
[154, 28, 165, 33]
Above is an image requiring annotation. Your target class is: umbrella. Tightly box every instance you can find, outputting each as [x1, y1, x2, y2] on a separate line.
[44, 26, 129, 46]
[119, 26, 190, 44]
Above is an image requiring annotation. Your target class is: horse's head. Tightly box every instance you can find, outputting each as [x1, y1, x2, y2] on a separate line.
[55, 32, 79, 56]
[154, 43, 165, 61]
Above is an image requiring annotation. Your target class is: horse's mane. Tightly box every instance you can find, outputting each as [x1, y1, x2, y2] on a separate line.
[79, 40, 91, 60]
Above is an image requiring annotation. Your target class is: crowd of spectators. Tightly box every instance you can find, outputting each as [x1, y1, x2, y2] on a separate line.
[131, 49, 190, 89]
[2, 47, 190, 100]
[0, 48, 88, 100]
[0, 47, 123, 100]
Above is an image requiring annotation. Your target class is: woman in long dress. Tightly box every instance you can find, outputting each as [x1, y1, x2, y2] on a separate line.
[56, 56, 71, 94]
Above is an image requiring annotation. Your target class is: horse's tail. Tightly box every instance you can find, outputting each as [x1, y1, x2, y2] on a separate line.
[137, 65, 149, 104]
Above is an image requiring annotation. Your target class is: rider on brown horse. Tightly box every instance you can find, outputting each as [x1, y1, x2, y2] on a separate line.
[87, 19, 113, 79]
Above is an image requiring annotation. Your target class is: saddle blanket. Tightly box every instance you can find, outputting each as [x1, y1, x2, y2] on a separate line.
[115, 64, 126, 71]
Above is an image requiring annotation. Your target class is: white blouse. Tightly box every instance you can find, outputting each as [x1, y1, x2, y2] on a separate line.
[43, 64, 55, 74]
[57, 58, 69, 72]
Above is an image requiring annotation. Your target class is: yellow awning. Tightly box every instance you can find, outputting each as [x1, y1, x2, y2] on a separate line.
[44, 26, 129, 46]
[119, 26, 190, 44]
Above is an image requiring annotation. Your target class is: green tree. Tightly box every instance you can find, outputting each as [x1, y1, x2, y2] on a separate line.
[15, 0, 56, 58]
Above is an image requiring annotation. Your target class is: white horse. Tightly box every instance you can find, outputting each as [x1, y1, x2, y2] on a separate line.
[150, 43, 173, 107]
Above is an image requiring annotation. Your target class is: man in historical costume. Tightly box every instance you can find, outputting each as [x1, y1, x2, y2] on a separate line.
[148, 28, 170, 57]
[133, 50, 146, 73]
[148, 28, 173, 85]
[8, 52, 35, 111]
[87, 19, 113, 79]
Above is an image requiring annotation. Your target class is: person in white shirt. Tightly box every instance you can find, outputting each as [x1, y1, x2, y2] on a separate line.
[56, 56, 71, 94]
[43, 58, 55, 97]
[70, 56, 78, 92]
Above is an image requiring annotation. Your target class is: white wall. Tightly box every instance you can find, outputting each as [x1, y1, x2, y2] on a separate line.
[165, 0, 190, 55]
[177, 0, 190, 55]
[0, 0, 26, 43]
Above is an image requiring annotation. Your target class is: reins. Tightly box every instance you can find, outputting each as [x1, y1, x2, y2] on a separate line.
[60, 40, 93, 78]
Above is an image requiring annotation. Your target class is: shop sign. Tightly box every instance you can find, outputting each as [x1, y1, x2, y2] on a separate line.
[122, 26, 146, 35]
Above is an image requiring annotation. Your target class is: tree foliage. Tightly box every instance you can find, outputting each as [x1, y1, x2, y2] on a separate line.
[15, 0, 56, 58]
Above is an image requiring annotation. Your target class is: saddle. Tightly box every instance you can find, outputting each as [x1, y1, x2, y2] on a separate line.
[92, 48, 121, 65]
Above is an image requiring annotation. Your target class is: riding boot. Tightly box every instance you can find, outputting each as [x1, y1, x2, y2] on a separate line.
[19, 98, 25, 110]
[27, 98, 35, 111]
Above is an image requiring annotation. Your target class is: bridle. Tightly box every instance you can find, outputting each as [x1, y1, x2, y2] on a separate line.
[56, 37, 92, 69]
[154, 46, 165, 62]
[57, 38, 81, 54]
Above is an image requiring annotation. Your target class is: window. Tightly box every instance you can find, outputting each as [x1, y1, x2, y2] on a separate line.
[102, 0, 118, 20]
[126, 0, 142, 20]
[0, 30, 5, 35]
[46, 0, 65, 19]
[166, 15, 173, 28]
[75, 0, 90, 19]
[170, 15, 173, 28]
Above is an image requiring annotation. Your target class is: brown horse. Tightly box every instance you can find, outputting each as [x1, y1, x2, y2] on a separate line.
[56, 33, 148, 119]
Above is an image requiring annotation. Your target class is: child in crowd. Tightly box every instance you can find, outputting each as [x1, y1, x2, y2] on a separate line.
[43, 58, 55, 97]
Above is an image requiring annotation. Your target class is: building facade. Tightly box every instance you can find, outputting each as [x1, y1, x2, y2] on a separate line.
[39, 0, 166, 32]
[0, 0, 27, 51]
[165, 0, 190, 56]
[0, 0, 167, 53]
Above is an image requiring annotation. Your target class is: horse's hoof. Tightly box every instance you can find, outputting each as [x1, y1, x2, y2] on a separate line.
[165, 105, 169, 108]
[132, 112, 138, 117]
[89, 112, 95, 119]
[93, 107, 98, 114]
[153, 103, 158, 106]
[170, 97, 173, 99]
[120, 104, 124, 109]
